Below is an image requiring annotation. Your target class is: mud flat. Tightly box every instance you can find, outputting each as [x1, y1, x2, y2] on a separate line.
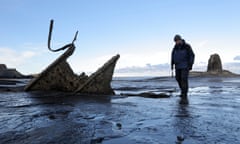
[0, 76, 240, 144]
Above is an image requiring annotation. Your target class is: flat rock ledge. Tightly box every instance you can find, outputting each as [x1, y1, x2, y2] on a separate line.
[190, 70, 239, 77]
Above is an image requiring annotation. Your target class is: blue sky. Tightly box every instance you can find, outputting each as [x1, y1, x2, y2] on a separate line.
[1, 0, 240, 76]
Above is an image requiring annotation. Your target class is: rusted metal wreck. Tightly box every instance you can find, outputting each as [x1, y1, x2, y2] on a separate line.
[24, 20, 120, 95]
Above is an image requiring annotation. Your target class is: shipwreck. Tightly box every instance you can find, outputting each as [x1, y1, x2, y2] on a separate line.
[24, 20, 120, 95]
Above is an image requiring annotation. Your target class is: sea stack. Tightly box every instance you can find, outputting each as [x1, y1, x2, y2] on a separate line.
[190, 53, 239, 77]
[207, 53, 223, 72]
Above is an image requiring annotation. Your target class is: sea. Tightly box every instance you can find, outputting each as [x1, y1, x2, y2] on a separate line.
[0, 76, 240, 144]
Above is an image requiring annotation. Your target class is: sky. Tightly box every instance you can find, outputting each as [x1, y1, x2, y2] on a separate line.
[0, 0, 240, 76]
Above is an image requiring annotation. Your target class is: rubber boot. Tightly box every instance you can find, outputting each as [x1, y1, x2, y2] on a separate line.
[179, 92, 184, 98]
[179, 94, 189, 105]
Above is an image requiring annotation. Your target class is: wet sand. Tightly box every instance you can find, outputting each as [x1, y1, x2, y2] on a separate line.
[0, 77, 240, 144]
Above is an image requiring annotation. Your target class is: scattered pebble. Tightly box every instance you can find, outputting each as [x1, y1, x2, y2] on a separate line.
[48, 115, 56, 120]
[116, 123, 122, 130]
[90, 137, 104, 144]
[177, 135, 184, 142]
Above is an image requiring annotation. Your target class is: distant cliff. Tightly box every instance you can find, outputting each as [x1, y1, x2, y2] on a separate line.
[190, 54, 239, 77]
[0, 64, 31, 78]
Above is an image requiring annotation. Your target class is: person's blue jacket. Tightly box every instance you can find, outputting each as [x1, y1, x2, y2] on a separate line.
[171, 40, 195, 70]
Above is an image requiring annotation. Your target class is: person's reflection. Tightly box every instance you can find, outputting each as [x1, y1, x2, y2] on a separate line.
[174, 104, 193, 144]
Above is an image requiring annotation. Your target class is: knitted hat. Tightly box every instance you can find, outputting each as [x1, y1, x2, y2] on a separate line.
[174, 34, 182, 42]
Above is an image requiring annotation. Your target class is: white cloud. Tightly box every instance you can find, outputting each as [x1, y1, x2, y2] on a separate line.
[22, 51, 36, 58]
[115, 63, 170, 77]
[195, 40, 208, 48]
[116, 51, 170, 69]
[0, 47, 37, 68]
[69, 50, 171, 75]
[234, 56, 240, 61]
[69, 54, 116, 74]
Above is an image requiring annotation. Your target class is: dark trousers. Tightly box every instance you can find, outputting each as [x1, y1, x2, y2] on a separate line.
[175, 69, 189, 97]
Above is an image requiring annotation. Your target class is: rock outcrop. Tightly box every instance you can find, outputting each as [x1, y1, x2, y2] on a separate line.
[207, 54, 222, 72]
[190, 53, 239, 77]
[0, 64, 26, 78]
[0, 64, 7, 71]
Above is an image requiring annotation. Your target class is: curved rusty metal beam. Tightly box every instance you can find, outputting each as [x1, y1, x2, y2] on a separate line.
[48, 19, 78, 52]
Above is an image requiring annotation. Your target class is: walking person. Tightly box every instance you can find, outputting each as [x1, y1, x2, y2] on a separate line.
[171, 34, 195, 104]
